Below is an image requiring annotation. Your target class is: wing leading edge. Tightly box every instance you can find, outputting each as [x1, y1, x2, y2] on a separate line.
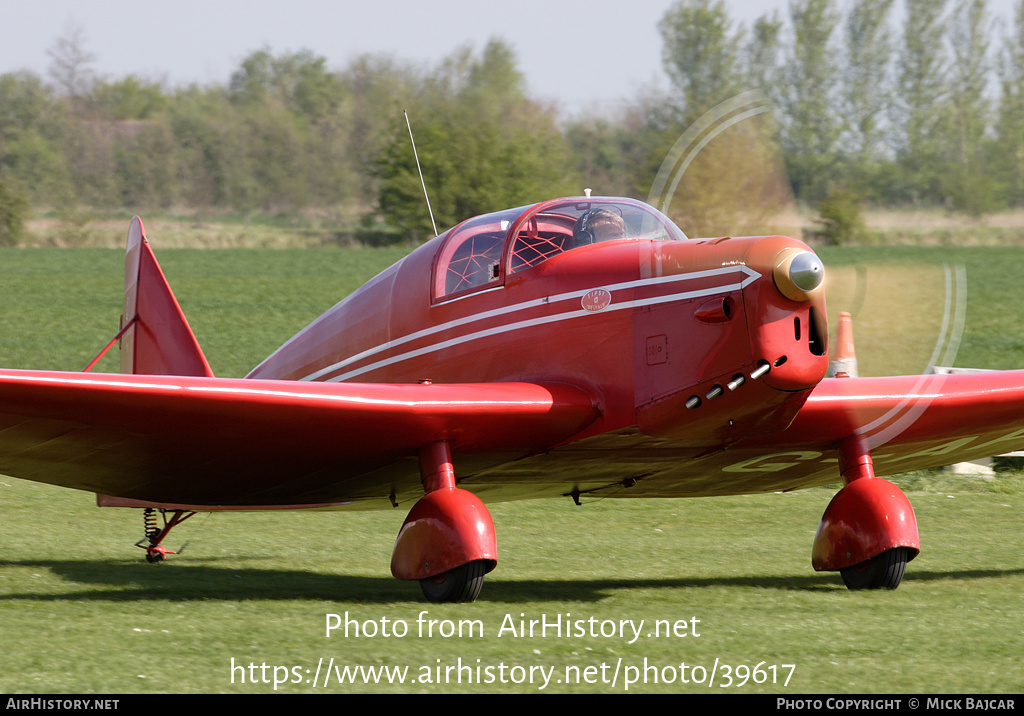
[0, 369, 599, 508]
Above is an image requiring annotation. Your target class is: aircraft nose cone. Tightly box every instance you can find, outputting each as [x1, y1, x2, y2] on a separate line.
[773, 249, 826, 302]
[790, 251, 824, 292]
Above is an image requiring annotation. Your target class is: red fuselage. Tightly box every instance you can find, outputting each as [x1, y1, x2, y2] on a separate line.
[248, 198, 830, 498]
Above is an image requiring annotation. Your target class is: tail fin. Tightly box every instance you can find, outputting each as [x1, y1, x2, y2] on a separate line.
[120, 217, 214, 377]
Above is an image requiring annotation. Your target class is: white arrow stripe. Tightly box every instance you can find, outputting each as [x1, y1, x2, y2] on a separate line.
[315, 265, 761, 383]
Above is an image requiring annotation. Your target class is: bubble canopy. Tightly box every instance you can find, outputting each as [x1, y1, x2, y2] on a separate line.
[435, 198, 689, 300]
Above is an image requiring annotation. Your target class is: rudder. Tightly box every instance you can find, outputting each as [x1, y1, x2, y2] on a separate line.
[120, 217, 213, 377]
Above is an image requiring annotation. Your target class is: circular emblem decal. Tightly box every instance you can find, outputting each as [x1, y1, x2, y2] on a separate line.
[581, 288, 612, 312]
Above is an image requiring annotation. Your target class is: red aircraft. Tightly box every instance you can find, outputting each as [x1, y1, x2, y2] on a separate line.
[2, 196, 1022, 602]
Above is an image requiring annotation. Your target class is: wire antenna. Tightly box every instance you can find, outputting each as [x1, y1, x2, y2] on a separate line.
[404, 109, 438, 237]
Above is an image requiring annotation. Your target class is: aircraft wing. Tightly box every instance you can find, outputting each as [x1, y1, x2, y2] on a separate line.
[748, 370, 1024, 482]
[467, 369, 1024, 502]
[4, 367, 1022, 509]
[0, 369, 599, 508]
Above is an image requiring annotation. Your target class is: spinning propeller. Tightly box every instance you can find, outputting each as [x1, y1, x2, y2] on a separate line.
[647, 89, 968, 380]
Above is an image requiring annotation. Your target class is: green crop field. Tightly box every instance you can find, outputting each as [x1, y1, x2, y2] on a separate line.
[0, 240, 1022, 694]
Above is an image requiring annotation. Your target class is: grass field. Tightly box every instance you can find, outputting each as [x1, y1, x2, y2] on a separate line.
[0, 239, 1022, 694]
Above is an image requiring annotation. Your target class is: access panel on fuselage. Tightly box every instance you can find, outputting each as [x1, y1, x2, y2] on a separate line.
[633, 291, 750, 408]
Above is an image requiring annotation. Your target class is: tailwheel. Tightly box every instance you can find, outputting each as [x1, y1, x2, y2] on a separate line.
[145, 545, 169, 563]
[840, 547, 911, 590]
[420, 560, 489, 603]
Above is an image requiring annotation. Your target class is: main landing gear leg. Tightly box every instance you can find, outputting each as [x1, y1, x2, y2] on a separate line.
[390, 441, 497, 602]
[811, 435, 920, 589]
[136, 508, 197, 562]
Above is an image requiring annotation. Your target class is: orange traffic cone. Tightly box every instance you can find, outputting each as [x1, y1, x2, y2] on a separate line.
[828, 311, 858, 378]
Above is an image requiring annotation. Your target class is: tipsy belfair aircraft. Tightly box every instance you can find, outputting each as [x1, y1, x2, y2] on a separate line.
[2, 196, 1022, 602]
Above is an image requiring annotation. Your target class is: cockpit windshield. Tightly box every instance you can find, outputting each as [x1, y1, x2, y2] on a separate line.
[434, 198, 688, 300]
[507, 198, 688, 273]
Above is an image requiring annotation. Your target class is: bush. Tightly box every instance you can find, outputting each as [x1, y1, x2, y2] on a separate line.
[805, 186, 866, 245]
[0, 173, 30, 247]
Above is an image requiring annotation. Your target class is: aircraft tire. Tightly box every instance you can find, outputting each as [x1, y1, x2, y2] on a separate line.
[420, 559, 488, 602]
[840, 547, 910, 590]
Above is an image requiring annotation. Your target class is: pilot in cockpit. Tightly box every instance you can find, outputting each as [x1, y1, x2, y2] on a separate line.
[571, 208, 626, 248]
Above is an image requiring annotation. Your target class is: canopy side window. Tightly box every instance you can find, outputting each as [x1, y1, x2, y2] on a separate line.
[444, 231, 504, 295]
[433, 206, 528, 301]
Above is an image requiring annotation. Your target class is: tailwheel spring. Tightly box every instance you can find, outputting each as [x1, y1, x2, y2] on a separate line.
[142, 508, 161, 542]
[134, 508, 198, 562]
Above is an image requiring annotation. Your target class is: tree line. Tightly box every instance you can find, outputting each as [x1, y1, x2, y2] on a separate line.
[1, 0, 1023, 246]
[658, 0, 1024, 217]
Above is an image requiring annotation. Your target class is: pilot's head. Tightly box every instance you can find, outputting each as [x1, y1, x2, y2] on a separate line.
[573, 208, 626, 247]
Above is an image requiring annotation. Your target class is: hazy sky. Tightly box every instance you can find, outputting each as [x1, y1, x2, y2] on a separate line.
[1, 0, 1020, 116]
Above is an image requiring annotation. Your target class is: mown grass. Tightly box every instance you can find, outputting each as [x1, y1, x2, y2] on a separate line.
[0, 246, 409, 376]
[0, 242, 1022, 694]
[1, 477, 1021, 694]
[818, 245, 1024, 375]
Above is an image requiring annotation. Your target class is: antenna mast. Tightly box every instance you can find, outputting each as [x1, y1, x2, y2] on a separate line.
[404, 109, 438, 237]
